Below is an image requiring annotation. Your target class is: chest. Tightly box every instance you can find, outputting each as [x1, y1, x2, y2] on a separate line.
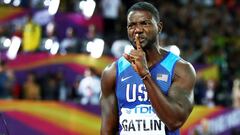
[116, 65, 172, 105]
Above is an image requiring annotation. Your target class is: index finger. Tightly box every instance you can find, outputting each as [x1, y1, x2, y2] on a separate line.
[135, 34, 142, 50]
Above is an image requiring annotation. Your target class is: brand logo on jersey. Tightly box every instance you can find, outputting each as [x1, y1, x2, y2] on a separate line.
[125, 106, 155, 114]
[157, 74, 168, 82]
[121, 76, 132, 82]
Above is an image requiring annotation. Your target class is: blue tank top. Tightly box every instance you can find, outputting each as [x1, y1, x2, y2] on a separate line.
[116, 52, 180, 135]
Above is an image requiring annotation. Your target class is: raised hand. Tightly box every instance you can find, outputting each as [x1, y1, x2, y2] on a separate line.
[123, 34, 150, 77]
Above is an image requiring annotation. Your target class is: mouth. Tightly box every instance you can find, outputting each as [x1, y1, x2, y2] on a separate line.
[134, 36, 144, 44]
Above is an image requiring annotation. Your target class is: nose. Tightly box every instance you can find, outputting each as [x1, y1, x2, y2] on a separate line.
[134, 23, 143, 34]
[134, 24, 143, 34]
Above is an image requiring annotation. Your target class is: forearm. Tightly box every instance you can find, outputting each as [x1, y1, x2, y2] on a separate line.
[100, 94, 119, 135]
[143, 74, 191, 130]
[100, 109, 119, 135]
[101, 114, 119, 135]
[101, 127, 118, 135]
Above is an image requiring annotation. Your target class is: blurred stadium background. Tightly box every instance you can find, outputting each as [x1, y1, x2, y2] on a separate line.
[0, 0, 240, 135]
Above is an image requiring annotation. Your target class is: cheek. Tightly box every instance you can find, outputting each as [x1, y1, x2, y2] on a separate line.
[147, 29, 158, 38]
[127, 30, 134, 39]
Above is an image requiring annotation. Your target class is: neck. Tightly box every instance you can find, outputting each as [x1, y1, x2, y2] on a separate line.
[144, 44, 162, 68]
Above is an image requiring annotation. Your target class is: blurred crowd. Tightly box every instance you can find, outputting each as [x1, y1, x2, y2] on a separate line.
[0, 0, 240, 107]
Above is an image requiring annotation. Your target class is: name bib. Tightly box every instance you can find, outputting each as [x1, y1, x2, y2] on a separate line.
[119, 104, 166, 135]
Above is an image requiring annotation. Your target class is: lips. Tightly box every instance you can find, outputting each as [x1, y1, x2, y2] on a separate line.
[134, 37, 144, 44]
[134, 38, 145, 43]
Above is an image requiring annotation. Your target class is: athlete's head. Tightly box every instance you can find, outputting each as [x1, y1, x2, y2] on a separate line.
[127, 2, 160, 23]
[127, 2, 162, 49]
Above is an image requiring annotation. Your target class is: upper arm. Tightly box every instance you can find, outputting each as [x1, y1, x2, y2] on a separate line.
[100, 62, 119, 134]
[168, 60, 196, 119]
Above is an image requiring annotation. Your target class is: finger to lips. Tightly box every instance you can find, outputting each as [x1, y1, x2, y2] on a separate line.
[135, 34, 141, 50]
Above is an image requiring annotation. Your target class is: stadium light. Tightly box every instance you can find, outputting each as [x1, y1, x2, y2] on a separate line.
[48, 0, 60, 15]
[3, 38, 11, 48]
[86, 38, 104, 58]
[164, 45, 181, 56]
[6, 36, 21, 60]
[12, 0, 21, 6]
[79, 0, 96, 19]
[3, 0, 11, 4]
[50, 42, 59, 55]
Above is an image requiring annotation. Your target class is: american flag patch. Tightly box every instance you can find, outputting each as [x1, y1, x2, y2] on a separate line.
[157, 74, 168, 82]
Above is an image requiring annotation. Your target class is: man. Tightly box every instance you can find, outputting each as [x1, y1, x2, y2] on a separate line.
[78, 67, 101, 105]
[100, 2, 196, 135]
[23, 14, 41, 52]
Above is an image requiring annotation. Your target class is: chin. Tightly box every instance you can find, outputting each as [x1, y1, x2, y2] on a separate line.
[141, 42, 148, 48]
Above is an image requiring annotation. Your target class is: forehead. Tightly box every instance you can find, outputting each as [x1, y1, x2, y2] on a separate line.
[127, 10, 154, 23]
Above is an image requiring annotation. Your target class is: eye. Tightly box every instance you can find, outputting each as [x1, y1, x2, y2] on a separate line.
[141, 21, 151, 26]
[142, 22, 147, 25]
[127, 23, 135, 29]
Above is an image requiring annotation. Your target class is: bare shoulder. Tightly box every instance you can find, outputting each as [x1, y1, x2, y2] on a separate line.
[101, 61, 117, 96]
[174, 59, 196, 89]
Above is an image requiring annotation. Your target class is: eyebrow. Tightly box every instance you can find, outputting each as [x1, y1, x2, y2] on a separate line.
[128, 18, 152, 24]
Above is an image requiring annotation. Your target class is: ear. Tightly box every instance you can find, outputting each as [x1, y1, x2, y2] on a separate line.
[157, 22, 163, 33]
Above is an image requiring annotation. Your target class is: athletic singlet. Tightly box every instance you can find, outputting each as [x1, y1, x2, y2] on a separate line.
[116, 51, 180, 135]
